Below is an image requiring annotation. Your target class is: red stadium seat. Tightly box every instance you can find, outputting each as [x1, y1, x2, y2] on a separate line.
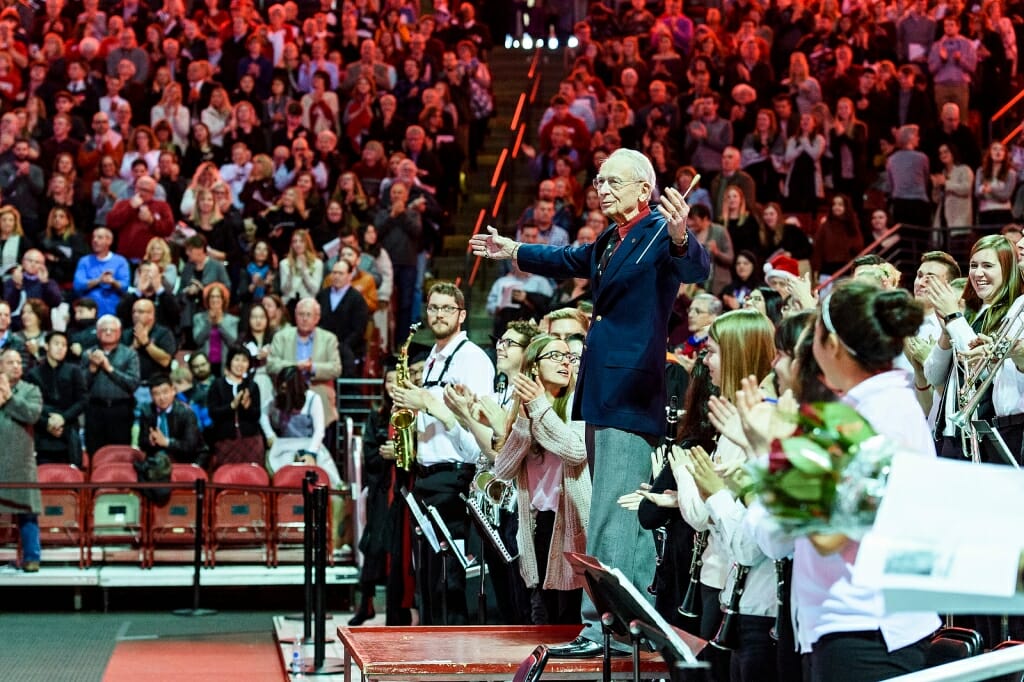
[208, 464, 271, 567]
[37, 464, 87, 568]
[90, 445, 144, 472]
[271, 465, 333, 567]
[146, 464, 208, 568]
[87, 462, 146, 567]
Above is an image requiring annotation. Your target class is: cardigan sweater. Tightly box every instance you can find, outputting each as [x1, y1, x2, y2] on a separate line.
[494, 394, 591, 591]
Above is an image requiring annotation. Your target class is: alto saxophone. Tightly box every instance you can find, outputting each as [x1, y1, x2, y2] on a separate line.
[391, 323, 421, 471]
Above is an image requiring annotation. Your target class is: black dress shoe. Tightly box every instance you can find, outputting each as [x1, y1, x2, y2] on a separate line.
[547, 636, 628, 659]
[347, 606, 375, 626]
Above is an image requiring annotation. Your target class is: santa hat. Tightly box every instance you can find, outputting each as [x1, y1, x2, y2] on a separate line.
[763, 254, 800, 284]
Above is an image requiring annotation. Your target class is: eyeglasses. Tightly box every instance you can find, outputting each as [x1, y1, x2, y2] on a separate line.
[537, 350, 580, 365]
[495, 337, 524, 350]
[426, 304, 462, 316]
[592, 176, 642, 191]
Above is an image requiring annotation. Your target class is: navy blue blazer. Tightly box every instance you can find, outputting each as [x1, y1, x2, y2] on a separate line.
[517, 210, 710, 437]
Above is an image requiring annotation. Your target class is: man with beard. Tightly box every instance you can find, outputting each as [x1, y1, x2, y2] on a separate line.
[391, 281, 494, 625]
[470, 148, 709, 655]
[28, 331, 88, 466]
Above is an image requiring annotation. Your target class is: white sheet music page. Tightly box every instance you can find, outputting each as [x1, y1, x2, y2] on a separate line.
[853, 453, 1024, 613]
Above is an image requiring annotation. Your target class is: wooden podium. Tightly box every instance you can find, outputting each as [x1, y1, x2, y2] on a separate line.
[337, 624, 672, 681]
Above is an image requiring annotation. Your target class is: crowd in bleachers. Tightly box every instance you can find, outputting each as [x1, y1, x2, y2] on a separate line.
[501, 0, 1024, 310]
[0, 0, 506, 465]
[0, 0, 507, 572]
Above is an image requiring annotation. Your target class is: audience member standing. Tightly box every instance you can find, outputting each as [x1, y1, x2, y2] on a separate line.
[28, 331, 87, 467]
[887, 124, 933, 229]
[928, 14, 977, 116]
[81, 314, 140, 455]
[0, 349, 44, 572]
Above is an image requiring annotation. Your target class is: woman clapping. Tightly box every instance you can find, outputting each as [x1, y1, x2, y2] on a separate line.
[494, 335, 591, 625]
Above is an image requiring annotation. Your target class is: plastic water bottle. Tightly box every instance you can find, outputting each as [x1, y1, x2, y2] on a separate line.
[290, 637, 303, 677]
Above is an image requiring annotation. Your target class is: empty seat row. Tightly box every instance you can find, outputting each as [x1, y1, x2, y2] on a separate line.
[1, 462, 335, 569]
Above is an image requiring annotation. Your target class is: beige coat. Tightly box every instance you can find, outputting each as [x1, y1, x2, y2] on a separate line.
[0, 381, 44, 514]
[932, 164, 974, 229]
[494, 395, 591, 591]
[266, 327, 342, 425]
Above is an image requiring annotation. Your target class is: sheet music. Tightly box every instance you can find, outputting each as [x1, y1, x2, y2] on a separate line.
[462, 493, 518, 564]
[401, 488, 441, 553]
[428, 505, 476, 571]
[854, 453, 1024, 613]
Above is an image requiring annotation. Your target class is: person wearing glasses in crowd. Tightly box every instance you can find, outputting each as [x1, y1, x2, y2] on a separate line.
[444, 319, 541, 624]
[494, 334, 590, 625]
[391, 281, 495, 625]
[470, 148, 710, 657]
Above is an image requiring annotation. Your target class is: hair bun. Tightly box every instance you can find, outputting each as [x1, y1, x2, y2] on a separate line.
[873, 289, 924, 340]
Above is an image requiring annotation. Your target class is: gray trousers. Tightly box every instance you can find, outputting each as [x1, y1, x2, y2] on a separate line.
[578, 424, 659, 644]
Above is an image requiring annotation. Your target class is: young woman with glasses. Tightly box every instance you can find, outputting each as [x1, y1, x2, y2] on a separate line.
[493, 334, 590, 625]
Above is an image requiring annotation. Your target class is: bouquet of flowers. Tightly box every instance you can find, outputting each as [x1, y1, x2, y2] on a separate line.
[746, 401, 903, 537]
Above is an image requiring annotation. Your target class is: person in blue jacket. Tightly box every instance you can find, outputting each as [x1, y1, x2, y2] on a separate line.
[470, 147, 710, 656]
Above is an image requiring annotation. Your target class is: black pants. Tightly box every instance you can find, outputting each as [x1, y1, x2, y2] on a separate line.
[891, 198, 933, 229]
[531, 509, 582, 625]
[85, 401, 134, 456]
[805, 630, 928, 682]
[413, 464, 474, 625]
[480, 507, 531, 624]
[699, 584, 730, 682]
[731, 615, 778, 682]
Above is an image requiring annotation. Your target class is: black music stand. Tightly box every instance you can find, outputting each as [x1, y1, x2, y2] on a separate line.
[462, 493, 518, 624]
[974, 420, 1020, 468]
[566, 552, 708, 682]
[425, 504, 475, 626]
[401, 487, 441, 553]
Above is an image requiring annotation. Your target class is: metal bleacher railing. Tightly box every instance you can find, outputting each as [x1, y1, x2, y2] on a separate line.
[460, 48, 545, 326]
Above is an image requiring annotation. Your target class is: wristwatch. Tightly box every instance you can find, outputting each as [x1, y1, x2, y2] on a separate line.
[943, 311, 964, 324]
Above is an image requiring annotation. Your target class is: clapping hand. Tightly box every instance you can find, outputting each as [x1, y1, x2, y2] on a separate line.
[149, 427, 169, 448]
[617, 482, 653, 510]
[734, 376, 799, 456]
[689, 446, 726, 500]
[443, 383, 476, 422]
[511, 372, 544, 405]
[708, 395, 748, 448]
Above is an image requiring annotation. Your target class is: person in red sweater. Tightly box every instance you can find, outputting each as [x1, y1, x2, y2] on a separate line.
[105, 175, 174, 261]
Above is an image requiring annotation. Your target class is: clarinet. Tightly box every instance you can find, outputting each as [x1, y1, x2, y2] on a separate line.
[709, 563, 752, 651]
[646, 527, 667, 595]
[769, 558, 793, 642]
[647, 397, 680, 596]
[677, 529, 709, 618]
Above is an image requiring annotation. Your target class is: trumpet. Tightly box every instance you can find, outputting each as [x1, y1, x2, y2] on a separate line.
[709, 564, 751, 651]
[472, 469, 516, 527]
[951, 305, 1024, 466]
[677, 529, 709, 618]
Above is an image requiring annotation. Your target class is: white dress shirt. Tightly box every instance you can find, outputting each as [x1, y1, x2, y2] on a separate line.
[748, 371, 940, 653]
[706, 490, 777, 617]
[416, 331, 495, 466]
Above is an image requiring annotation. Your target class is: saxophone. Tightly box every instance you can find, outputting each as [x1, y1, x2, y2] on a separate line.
[391, 323, 421, 471]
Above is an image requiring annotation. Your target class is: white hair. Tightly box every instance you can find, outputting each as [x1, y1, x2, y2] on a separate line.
[604, 148, 657, 191]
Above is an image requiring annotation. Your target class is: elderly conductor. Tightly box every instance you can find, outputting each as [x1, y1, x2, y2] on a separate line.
[470, 148, 710, 655]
